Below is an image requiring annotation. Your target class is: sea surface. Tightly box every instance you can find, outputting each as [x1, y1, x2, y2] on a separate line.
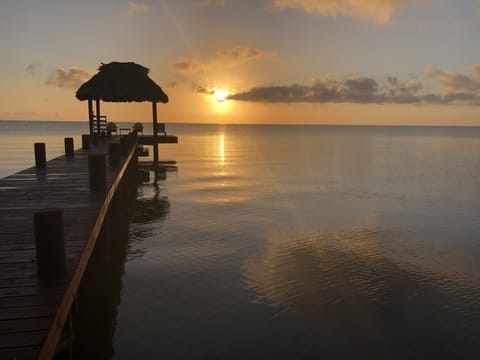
[2, 120, 480, 359]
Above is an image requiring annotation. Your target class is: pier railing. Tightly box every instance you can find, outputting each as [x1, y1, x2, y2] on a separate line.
[38, 134, 139, 359]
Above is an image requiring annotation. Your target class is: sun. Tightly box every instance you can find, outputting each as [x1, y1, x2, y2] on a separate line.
[214, 88, 228, 102]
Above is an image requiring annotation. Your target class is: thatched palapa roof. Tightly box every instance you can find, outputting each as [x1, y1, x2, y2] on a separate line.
[76, 62, 168, 103]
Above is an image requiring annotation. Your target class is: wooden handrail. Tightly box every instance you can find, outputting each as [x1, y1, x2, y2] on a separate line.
[38, 141, 138, 360]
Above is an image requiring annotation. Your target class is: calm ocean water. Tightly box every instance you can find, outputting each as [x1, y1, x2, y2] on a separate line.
[2, 120, 480, 358]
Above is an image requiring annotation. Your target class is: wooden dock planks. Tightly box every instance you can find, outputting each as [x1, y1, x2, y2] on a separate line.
[0, 141, 133, 359]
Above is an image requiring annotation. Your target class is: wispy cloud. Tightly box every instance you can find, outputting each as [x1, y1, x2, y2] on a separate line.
[271, 0, 416, 24]
[425, 67, 480, 96]
[229, 65, 480, 105]
[26, 63, 43, 76]
[173, 46, 276, 73]
[196, 0, 226, 7]
[127, 1, 151, 15]
[46, 67, 91, 88]
[194, 83, 216, 95]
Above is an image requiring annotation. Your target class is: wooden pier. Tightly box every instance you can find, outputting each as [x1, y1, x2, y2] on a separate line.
[0, 133, 175, 359]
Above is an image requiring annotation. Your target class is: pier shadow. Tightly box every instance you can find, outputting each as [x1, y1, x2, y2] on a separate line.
[132, 162, 176, 225]
[70, 163, 174, 359]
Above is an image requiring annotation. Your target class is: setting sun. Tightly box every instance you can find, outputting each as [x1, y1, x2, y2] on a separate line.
[214, 88, 228, 102]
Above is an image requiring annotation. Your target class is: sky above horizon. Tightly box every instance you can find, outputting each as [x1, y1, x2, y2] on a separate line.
[1, 0, 479, 125]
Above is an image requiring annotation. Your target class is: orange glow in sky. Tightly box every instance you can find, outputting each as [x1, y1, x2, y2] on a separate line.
[1, 1, 479, 125]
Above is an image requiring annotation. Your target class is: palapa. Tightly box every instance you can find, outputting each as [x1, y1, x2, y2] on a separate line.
[76, 62, 169, 159]
[76, 62, 168, 103]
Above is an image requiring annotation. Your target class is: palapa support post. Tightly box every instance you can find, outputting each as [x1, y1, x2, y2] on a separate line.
[95, 99, 101, 136]
[34, 208, 66, 279]
[109, 143, 120, 167]
[152, 101, 159, 163]
[64, 137, 74, 157]
[82, 134, 90, 149]
[88, 99, 94, 136]
[88, 154, 106, 190]
[34, 142, 47, 168]
[152, 101, 158, 137]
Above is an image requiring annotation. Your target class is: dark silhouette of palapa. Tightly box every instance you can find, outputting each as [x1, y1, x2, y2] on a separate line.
[76, 61, 170, 161]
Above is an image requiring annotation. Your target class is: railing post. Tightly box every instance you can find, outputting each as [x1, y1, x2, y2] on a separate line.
[34, 143, 46, 168]
[82, 134, 90, 149]
[34, 208, 66, 279]
[119, 137, 128, 156]
[88, 154, 106, 190]
[109, 143, 120, 167]
[64, 137, 74, 157]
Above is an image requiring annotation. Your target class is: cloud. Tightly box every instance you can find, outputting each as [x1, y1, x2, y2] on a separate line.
[26, 63, 43, 76]
[194, 84, 215, 95]
[172, 59, 210, 73]
[127, 1, 151, 15]
[470, 64, 480, 73]
[46, 67, 91, 88]
[425, 67, 480, 96]
[271, 0, 415, 24]
[173, 46, 276, 73]
[196, 0, 226, 7]
[229, 67, 480, 105]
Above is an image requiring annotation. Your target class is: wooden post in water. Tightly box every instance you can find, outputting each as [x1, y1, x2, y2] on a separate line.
[64, 137, 74, 157]
[152, 101, 159, 163]
[88, 154, 106, 190]
[34, 208, 66, 279]
[34, 143, 46, 168]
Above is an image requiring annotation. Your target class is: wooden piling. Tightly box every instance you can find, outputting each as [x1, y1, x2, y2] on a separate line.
[82, 134, 90, 149]
[34, 142, 47, 168]
[64, 137, 74, 157]
[88, 154, 106, 190]
[34, 208, 66, 279]
[109, 143, 120, 167]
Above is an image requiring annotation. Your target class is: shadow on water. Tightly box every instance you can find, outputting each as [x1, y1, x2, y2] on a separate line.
[132, 162, 177, 225]
[70, 163, 173, 359]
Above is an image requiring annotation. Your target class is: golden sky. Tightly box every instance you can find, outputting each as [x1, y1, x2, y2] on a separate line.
[1, 1, 479, 125]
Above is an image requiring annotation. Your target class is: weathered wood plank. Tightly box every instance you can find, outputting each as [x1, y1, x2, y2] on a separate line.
[0, 346, 39, 360]
[0, 305, 57, 321]
[0, 317, 51, 334]
[0, 295, 60, 308]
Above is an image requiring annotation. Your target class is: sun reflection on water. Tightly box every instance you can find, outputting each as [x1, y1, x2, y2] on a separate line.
[219, 133, 225, 167]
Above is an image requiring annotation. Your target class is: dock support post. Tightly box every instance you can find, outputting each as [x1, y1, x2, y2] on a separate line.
[88, 154, 106, 191]
[109, 143, 120, 167]
[34, 208, 66, 279]
[64, 137, 74, 157]
[34, 143, 46, 168]
[82, 135, 90, 149]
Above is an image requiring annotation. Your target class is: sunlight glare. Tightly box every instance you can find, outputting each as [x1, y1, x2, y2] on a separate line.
[215, 88, 228, 102]
[219, 133, 225, 167]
